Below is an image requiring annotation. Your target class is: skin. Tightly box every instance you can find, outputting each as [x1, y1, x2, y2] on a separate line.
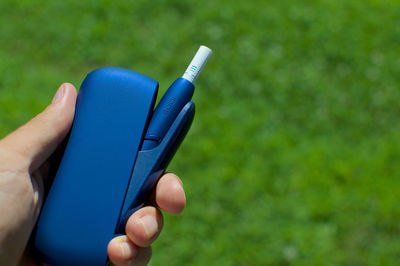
[0, 83, 186, 265]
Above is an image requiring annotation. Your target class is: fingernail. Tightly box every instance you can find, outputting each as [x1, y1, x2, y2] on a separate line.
[139, 215, 158, 239]
[52, 84, 67, 104]
[119, 242, 136, 259]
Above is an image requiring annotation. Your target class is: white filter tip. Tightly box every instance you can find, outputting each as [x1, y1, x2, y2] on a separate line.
[182, 45, 212, 83]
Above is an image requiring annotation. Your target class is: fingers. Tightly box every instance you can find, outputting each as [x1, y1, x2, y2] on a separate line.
[108, 207, 160, 265]
[108, 236, 152, 266]
[0, 83, 77, 172]
[155, 173, 186, 215]
[108, 173, 185, 265]
[108, 207, 161, 265]
[125, 206, 163, 248]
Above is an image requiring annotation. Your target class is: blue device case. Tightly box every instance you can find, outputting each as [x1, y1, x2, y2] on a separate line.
[34, 67, 195, 265]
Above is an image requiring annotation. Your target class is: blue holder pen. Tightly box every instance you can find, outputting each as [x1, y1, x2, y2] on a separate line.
[34, 67, 195, 265]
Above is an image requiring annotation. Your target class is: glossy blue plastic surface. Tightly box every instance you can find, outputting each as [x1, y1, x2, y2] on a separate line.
[34, 67, 158, 265]
[117, 101, 195, 232]
[142, 78, 194, 149]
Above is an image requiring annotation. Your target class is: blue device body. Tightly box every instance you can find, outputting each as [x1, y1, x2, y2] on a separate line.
[34, 67, 195, 265]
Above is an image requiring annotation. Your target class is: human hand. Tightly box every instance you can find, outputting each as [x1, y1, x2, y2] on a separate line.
[0, 83, 186, 265]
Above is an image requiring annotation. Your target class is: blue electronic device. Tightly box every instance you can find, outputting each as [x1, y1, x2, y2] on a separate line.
[34, 46, 212, 265]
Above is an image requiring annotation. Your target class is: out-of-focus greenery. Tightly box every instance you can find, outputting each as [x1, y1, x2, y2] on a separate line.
[1, 0, 400, 264]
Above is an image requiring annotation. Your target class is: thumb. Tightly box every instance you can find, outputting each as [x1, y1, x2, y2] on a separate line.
[1, 83, 77, 172]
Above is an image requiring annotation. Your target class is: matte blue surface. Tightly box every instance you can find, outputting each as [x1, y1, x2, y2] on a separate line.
[34, 67, 158, 265]
[142, 77, 194, 150]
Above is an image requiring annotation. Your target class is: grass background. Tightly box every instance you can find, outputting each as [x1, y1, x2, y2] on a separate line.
[1, 0, 400, 265]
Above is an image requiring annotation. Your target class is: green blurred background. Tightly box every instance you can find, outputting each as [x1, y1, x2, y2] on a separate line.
[1, 0, 400, 265]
